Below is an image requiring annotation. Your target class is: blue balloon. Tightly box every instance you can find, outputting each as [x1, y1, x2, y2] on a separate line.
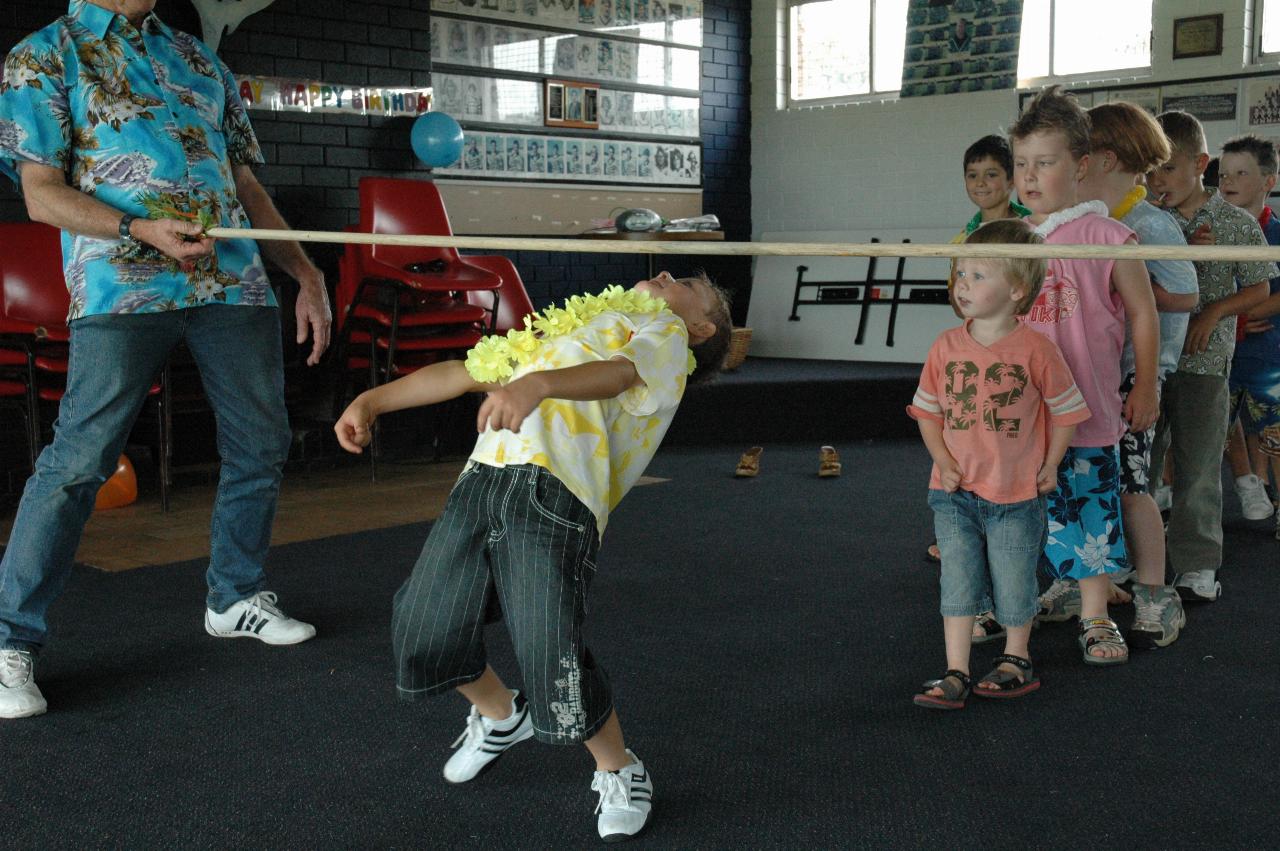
[411, 112, 464, 168]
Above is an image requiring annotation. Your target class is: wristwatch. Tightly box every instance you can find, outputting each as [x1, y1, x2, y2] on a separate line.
[118, 213, 139, 242]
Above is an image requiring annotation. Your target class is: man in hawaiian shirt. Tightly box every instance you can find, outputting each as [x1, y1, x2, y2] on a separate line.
[0, 0, 332, 719]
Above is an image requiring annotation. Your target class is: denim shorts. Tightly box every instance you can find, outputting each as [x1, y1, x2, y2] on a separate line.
[928, 489, 1046, 627]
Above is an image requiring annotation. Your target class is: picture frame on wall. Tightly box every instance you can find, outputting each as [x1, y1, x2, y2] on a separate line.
[1172, 14, 1223, 60]
[544, 79, 600, 128]
[545, 81, 565, 123]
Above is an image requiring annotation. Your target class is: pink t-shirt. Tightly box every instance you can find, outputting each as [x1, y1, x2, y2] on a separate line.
[908, 322, 1091, 504]
[1023, 210, 1133, 447]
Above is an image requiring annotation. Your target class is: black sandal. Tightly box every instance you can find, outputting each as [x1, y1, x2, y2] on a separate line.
[970, 612, 1006, 645]
[913, 669, 971, 710]
[973, 654, 1041, 699]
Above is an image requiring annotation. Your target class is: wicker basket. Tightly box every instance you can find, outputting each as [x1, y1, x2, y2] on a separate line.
[723, 327, 752, 371]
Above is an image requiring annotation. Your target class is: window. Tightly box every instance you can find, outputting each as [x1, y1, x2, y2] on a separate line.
[1259, 0, 1280, 59]
[1017, 0, 1152, 81]
[787, 0, 909, 104]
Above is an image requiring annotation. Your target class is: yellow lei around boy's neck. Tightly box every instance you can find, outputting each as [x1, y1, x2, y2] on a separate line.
[464, 284, 697, 384]
[1109, 185, 1147, 222]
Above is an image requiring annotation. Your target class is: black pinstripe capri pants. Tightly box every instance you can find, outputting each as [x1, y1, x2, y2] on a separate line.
[391, 462, 614, 744]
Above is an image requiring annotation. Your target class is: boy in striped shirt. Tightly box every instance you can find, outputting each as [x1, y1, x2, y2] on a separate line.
[908, 220, 1090, 709]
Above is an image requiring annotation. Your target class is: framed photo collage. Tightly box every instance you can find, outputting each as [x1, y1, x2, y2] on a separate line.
[429, 0, 703, 187]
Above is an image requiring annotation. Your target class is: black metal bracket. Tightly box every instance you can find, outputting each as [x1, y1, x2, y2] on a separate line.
[786, 239, 949, 346]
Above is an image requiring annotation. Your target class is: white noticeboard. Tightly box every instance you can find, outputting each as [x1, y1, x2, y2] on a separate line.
[746, 229, 960, 365]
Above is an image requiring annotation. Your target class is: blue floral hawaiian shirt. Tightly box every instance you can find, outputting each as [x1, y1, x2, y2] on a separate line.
[0, 0, 273, 320]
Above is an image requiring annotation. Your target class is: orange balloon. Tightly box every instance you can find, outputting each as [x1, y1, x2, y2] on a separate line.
[94, 455, 138, 510]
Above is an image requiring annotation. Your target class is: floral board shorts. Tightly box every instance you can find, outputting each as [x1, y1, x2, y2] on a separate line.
[1118, 373, 1159, 495]
[1043, 445, 1130, 581]
[1229, 361, 1280, 457]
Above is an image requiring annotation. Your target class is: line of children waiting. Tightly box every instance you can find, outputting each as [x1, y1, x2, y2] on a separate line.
[914, 87, 1278, 708]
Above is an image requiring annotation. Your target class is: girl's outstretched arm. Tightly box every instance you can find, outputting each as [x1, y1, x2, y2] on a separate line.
[335, 360, 494, 453]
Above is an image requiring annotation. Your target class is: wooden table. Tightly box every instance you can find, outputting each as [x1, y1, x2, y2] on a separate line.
[579, 230, 726, 277]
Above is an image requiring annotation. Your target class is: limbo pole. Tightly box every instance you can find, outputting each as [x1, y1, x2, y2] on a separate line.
[206, 226, 1280, 262]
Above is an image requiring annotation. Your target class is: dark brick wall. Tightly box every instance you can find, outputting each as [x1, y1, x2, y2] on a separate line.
[1, 0, 750, 317]
[1, 0, 430, 275]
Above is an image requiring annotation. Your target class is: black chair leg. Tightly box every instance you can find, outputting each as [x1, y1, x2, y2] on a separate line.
[158, 363, 171, 513]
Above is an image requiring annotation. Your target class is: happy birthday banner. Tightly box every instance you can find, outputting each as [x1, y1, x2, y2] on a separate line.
[235, 75, 432, 117]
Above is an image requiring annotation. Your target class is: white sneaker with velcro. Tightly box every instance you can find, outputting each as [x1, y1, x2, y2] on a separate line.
[204, 591, 316, 645]
[443, 691, 534, 784]
[591, 749, 653, 842]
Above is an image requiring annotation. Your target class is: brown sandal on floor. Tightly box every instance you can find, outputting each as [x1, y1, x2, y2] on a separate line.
[973, 654, 1041, 699]
[913, 669, 971, 710]
[735, 446, 763, 477]
[819, 445, 842, 477]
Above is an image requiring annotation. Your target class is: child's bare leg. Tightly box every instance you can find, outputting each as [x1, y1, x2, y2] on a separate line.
[456, 666, 516, 719]
[976, 621, 1033, 689]
[1247, 433, 1272, 481]
[1079, 574, 1125, 659]
[1227, 420, 1252, 477]
[1121, 491, 1166, 588]
[926, 616, 974, 696]
[585, 711, 630, 771]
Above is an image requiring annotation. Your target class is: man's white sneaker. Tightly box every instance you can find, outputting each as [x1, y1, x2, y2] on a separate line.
[0, 649, 47, 719]
[204, 591, 316, 645]
[1175, 570, 1222, 602]
[443, 691, 534, 783]
[1234, 474, 1275, 521]
[592, 750, 653, 842]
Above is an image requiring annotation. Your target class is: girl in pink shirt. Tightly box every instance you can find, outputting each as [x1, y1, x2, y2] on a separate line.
[1009, 87, 1160, 667]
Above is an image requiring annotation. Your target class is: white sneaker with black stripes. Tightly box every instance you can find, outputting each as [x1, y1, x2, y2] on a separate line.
[591, 750, 653, 842]
[443, 691, 534, 784]
[204, 591, 316, 645]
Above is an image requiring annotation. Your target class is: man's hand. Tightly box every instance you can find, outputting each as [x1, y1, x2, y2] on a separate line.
[334, 396, 377, 453]
[937, 456, 963, 493]
[294, 266, 331, 366]
[1183, 306, 1220, 354]
[476, 375, 546, 433]
[132, 218, 215, 263]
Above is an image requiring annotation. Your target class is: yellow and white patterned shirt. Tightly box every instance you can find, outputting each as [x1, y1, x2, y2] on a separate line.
[469, 308, 690, 537]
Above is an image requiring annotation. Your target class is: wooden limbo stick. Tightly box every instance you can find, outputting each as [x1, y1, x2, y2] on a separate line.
[206, 226, 1280, 262]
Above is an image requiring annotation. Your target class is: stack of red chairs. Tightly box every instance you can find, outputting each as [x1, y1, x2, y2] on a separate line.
[333, 178, 544, 475]
[0, 221, 172, 510]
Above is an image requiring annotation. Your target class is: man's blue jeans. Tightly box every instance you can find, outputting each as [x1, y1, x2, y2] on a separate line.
[0, 304, 292, 651]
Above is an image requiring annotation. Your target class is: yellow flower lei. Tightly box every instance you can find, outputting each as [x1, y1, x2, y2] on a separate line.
[1109, 185, 1147, 221]
[464, 285, 698, 383]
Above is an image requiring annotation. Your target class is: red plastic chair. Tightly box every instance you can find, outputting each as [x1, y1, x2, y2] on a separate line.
[330, 180, 503, 477]
[0, 221, 172, 509]
[356, 177, 503, 294]
[462, 255, 536, 334]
